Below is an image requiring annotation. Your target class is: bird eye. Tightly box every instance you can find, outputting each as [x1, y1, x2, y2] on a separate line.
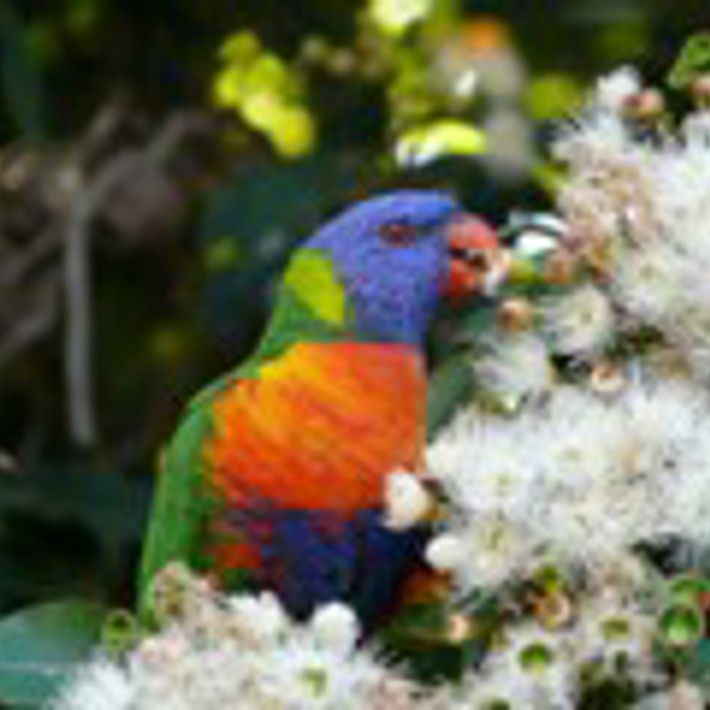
[468, 252, 489, 270]
[379, 221, 417, 245]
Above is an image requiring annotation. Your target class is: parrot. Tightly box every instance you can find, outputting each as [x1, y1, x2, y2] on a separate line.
[138, 190, 506, 627]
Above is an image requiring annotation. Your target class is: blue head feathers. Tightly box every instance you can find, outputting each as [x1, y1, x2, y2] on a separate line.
[306, 190, 459, 345]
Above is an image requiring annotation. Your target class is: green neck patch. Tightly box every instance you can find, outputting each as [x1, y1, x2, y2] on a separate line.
[282, 248, 348, 328]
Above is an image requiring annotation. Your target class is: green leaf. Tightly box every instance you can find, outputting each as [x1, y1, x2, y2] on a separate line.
[0, 600, 106, 707]
[667, 33, 710, 90]
[426, 352, 476, 439]
[380, 602, 487, 682]
[659, 603, 705, 647]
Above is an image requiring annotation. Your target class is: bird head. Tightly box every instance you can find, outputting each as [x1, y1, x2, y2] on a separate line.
[305, 190, 507, 345]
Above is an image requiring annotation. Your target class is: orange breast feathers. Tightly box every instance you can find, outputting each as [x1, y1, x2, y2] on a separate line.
[207, 342, 427, 514]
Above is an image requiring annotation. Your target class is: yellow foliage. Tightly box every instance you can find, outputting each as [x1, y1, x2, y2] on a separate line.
[527, 74, 583, 121]
[395, 120, 487, 166]
[368, 0, 433, 36]
[213, 30, 316, 159]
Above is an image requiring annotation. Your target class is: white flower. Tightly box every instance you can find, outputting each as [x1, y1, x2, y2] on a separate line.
[553, 70, 710, 381]
[474, 333, 555, 400]
[574, 594, 657, 678]
[595, 66, 641, 112]
[457, 623, 577, 710]
[683, 110, 710, 145]
[311, 603, 359, 654]
[228, 591, 289, 645]
[383, 471, 432, 530]
[637, 682, 706, 710]
[427, 375, 710, 594]
[425, 534, 467, 572]
[52, 660, 134, 710]
[544, 285, 615, 357]
[53, 574, 418, 710]
[611, 240, 686, 329]
[455, 518, 536, 589]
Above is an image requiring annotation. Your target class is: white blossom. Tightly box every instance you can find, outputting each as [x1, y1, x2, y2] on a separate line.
[311, 603, 359, 653]
[595, 66, 641, 112]
[425, 534, 467, 572]
[383, 471, 432, 530]
[451, 624, 578, 710]
[428, 377, 710, 594]
[52, 661, 134, 710]
[474, 333, 554, 400]
[228, 590, 290, 645]
[53, 575, 419, 710]
[544, 285, 615, 357]
[553, 71, 710, 380]
[637, 682, 706, 710]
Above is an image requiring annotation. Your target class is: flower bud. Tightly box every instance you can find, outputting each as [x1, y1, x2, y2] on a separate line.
[384, 471, 433, 530]
[312, 603, 359, 653]
[425, 534, 466, 571]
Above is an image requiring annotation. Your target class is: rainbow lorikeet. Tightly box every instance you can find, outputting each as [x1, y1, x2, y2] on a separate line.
[139, 190, 505, 626]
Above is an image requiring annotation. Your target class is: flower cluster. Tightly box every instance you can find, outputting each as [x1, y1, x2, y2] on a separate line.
[53, 564, 419, 710]
[56, 57, 710, 709]
[427, 376, 710, 590]
[415, 61, 710, 706]
[555, 66, 710, 378]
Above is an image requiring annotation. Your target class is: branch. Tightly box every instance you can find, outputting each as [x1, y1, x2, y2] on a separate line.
[0, 270, 60, 370]
[62, 109, 214, 448]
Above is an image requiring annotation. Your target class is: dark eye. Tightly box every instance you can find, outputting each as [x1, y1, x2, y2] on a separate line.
[379, 221, 417, 245]
[468, 252, 489, 269]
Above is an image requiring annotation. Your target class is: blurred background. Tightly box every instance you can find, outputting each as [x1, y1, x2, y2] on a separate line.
[0, 0, 707, 615]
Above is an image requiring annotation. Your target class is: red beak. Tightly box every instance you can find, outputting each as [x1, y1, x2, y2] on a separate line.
[441, 215, 507, 300]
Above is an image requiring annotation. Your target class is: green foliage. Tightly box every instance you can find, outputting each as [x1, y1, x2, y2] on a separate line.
[426, 352, 476, 439]
[380, 601, 485, 683]
[0, 465, 149, 607]
[214, 31, 316, 158]
[0, 600, 106, 707]
[667, 33, 710, 89]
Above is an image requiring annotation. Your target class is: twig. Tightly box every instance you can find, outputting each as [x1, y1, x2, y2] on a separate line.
[0, 270, 60, 370]
[61, 109, 213, 448]
[0, 228, 58, 286]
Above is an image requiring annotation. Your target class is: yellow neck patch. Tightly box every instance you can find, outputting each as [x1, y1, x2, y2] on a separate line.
[283, 249, 347, 326]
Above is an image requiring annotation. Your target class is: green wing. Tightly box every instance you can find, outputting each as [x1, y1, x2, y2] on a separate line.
[137, 402, 213, 619]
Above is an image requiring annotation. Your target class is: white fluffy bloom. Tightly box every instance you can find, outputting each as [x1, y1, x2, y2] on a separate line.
[553, 72, 710, 380]
[228, 590, 290, 645]
[53, 578, 418, 710]
[451, 624, 577, 710]
[595, 66, 641, 112]
[637, 682, 706, 710]
[383, 470, 432, 530]
[311, 603, 359, 653]
[572, 591, 657, 681]
[425, 534, 467, 572]
[428, 375, 710, 594]
[52, 660, 134, 710]
[474, 333, 555, 400]
[544, 285, 615, 357]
